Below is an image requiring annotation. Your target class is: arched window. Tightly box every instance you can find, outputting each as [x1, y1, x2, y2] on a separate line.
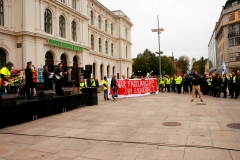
[90, 11, 94, 25]
[71, 21, 77, 41]
[105, 20, 107, 32]
[0, 0, 3, 25]
[100, 64, 103, 80]
[60, 54, 67, 67]
[91, 35, 94, 50]
[59, 15, 65, 38]
[112, 66, 115, 75]
[99, 38, 102, 52]
[0, 48, 6, 69]
[44, 9, 52, 34]
[126, 46, 128, 58]
[125, 28, 128, 39]
[105, 41, 108, 54]
[107, 65, 110, 78]
[111, 43, 113, 56]
[98, 16, 101, 29]
[73, 56, 78, 67]
[72, 0, 76, 9]
[111, 23, 113, 35]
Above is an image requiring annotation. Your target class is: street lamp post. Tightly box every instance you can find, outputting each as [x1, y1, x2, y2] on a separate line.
[155, 51, 163, 76]
[152, 15, 164, 76]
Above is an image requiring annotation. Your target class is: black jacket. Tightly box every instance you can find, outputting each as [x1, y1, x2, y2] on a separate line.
[25, 67, 34, 87]
[111, 78, 117, 88]
[216, 77, 222, 87]
[192, 75, 201, 86]
[42, 70, 50, 83]
[222, 77, 228, 87]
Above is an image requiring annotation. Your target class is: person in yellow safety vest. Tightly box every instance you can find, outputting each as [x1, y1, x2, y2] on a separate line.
[91, 77, 96, 87]
[207, 76, 212, 96]
[102, 76, 110, 101]
[233, 70, 240, 99]
[79, 79, 85, 92]
[175, 75, 182, 94]
[165, 75, 171, 92]
[158, 75, 165, 93]
[0, 61, 14, 94]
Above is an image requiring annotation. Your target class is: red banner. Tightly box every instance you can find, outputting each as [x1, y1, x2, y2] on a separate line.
[110, 78, 158, 98]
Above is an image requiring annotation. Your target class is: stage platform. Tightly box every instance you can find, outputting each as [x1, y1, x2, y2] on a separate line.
[0, 93, 87, 127]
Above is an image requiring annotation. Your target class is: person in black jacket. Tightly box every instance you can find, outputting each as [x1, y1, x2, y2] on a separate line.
[215, 74, 222, 97]
[221, 74, 228, 98]
[54, 63, 68, 95]
[212, 73, 217, 97]
[42, 65, 51, 90]
[25, 61, 34, 99]
[111, 75, 117, 101]
[190, 71, 203, 102]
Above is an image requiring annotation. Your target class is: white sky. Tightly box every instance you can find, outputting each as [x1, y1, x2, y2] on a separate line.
[98, 0, 226, 61]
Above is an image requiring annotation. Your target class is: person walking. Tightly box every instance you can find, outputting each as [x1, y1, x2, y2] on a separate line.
[190, 71, 203, 102]
[111, 75, 117, 101]
[102, 76, 110, 101]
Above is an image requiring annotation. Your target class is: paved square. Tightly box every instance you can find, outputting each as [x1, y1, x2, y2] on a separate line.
[0, 92, 240, 160]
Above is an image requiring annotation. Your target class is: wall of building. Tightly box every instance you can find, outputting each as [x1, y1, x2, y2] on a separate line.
[0, 0, 133, 81]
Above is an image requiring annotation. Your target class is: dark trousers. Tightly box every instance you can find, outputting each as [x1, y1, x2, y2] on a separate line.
[167, 84, 170, 92]
[104, 90, 108, 100]
[230, 84, 235, 98]
[172, 84, 175, 92]
[235, 84, 240, 98]
[177, 84, 181, 93]
[56, 79, 63, 95]
[26, 87, 34, 98]
[44, 81, 50, 90]
[222, 86, 227, 97]
[207, 86, 212, 95]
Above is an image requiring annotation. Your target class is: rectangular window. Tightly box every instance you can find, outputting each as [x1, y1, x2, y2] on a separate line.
[229, 13, 235, 21]
[0, 0, 3, 25]
[72, 0, 76, 9]
[236, 37, 240, 45]
[229, 39, 235, 47]
[236, 52, 240, 61]
[230, 53, 235, 62]
[60, 0, 65, 3]
[232, 1, 238, 6]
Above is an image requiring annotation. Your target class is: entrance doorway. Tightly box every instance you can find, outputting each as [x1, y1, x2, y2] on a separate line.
[0, 48, 6, 69]
[72, 56, 79, 86]
[45, 51, 54, 71]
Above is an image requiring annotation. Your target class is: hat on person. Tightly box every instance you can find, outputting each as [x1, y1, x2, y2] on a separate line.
[6, 61, 14, 66]
[27, 61, 32, 64]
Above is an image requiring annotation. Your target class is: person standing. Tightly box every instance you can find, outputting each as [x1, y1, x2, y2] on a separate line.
[166, 75, 171, 92]
[221, 74, 228, 98]
[79, 79, 85, 93]
[234, 70, 240, 99]
[212, 73, 217, 97]
[111, 75, 117, 101]
[102, 76, 110, 101]
[159, 75, 165, 93]
[0, 61, 14, 94]
[42, 65, 51, 90]
[25, 61, 35, 99]
[175, 75, 182, 94]
[54, 63, 68, 95]
[207, 76, 212, 96]
[91, 77, 96, 87]
[190, 71, 203, 102]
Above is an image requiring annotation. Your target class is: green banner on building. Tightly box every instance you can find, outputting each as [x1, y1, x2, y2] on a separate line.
[48, 39, 83, 52]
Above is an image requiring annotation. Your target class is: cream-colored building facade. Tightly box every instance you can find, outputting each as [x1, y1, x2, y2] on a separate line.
[0, 0, 133, 81]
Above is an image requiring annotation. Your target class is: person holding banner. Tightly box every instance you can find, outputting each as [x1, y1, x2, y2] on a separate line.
[111, 75, 118, 101]
[102, 76, 110, 101]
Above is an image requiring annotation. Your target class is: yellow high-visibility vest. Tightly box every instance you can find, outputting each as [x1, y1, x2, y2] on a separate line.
[102, 80, 108, 90]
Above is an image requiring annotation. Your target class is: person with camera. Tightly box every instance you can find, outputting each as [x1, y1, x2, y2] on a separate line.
[190, 71, 203, 102]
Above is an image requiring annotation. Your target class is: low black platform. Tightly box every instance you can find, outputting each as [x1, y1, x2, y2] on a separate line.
[0, 93, 87, 127]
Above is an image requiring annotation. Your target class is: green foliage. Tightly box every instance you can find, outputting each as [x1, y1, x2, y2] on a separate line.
[177, 56, 190, 74]
[132, 49, 173, 76]
[191, 56, 209, 75]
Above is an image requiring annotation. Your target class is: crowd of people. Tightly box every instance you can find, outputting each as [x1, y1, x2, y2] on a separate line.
[154, 70, 240, 100]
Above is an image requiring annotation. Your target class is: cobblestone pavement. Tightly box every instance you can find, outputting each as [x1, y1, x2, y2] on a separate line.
[0, 92, 240, 160]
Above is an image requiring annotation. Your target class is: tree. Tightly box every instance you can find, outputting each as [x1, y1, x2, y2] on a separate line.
[132, 49, 173, 76]
[191, 56, 209, 75]
[177, 56, 190, 74]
